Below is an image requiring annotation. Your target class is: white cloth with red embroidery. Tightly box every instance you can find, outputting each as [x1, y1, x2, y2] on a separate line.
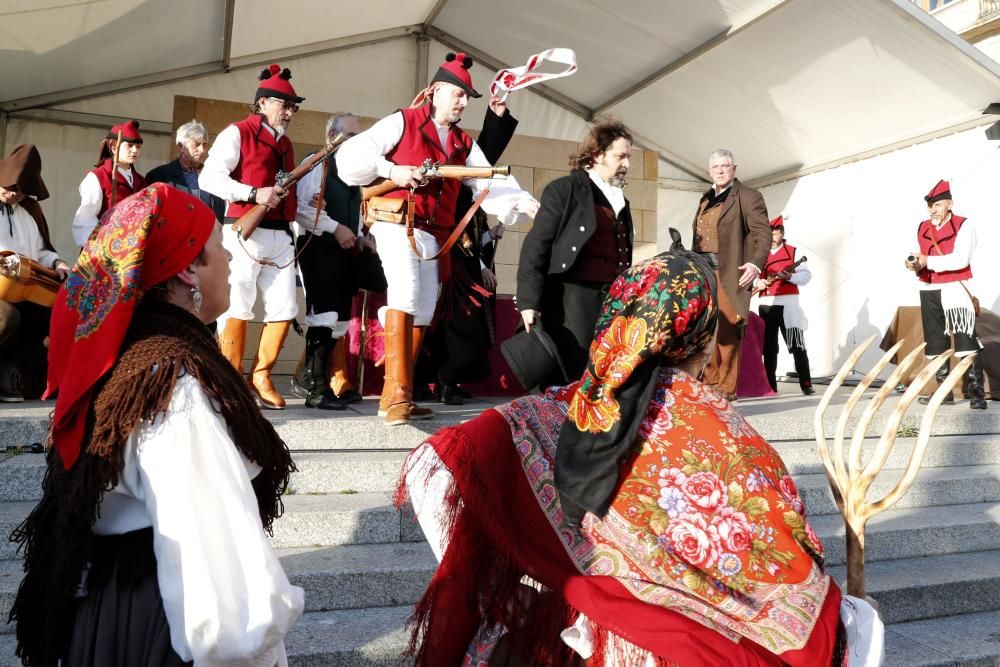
[489, 48, 578, 102]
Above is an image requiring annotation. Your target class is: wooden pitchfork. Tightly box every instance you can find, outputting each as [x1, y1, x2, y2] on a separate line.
[814, 335, 974, 597]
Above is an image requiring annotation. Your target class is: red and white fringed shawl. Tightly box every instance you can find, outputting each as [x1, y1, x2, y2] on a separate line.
[397, 376, 845, 666]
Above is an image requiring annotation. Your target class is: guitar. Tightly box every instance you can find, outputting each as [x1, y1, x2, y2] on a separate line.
[752, 255, 808, 296]
[0, 251, 63, 307]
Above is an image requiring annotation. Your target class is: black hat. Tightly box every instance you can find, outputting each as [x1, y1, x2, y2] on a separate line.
[501, 324, 569, 391]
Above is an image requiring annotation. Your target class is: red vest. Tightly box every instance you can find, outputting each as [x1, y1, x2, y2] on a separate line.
[91, 160, 146, 218]
[383, 105, 473, 242]
[224, 114, 297, 223]
[761, 243, 799, 297]
[917, 215, 972, 284]
[565, 187, 632, 284]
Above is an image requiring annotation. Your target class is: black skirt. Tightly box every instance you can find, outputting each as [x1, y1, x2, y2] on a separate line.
[66, 528, 191, 667]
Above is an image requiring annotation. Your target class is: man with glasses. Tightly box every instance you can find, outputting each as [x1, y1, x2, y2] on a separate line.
[200, 63, 304, 410]
[690, 149, 770, 402]
[291, 112, 386, 409]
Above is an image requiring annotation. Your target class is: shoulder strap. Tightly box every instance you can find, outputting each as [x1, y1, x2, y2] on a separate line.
[408, 188, 490, 261]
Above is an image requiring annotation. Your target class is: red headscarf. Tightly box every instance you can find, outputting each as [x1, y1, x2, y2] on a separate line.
[46, 183, 216, 469]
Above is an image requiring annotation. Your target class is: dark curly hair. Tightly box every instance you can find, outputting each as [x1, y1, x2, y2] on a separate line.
[569, 120, 633, 172]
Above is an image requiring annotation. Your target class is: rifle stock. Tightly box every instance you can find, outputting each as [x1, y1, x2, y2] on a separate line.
[752, 255, 808, 296]
[361, 164, 512, 201]
[231, 132, 350, 241]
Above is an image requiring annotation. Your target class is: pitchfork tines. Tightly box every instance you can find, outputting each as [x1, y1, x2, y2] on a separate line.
[814, 335, 974, 597]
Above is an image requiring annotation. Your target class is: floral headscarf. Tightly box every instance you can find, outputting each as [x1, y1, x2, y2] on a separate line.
[555, 250, 718, 523]
[46, 184, 216, 469]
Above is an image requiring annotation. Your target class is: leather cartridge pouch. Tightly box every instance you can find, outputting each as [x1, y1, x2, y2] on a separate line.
[363, 196, 409, 227]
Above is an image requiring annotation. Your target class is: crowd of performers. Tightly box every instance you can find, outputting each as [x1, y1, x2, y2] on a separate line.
[0, 50, 985, 665]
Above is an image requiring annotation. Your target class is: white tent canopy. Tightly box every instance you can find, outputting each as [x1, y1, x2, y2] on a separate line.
[3, 0, 998, 185]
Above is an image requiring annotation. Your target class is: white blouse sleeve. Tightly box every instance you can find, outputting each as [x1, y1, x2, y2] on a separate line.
[465, 140, 537, 226]
[294, 160, 338, 236]
[199, 125, 255, 203]
[134, 373, 304, 666]
[71, 172, 103, 246]
[334, 112, 404, 185]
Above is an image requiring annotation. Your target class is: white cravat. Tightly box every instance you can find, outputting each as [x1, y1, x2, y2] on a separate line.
[587, 169, 626, 217]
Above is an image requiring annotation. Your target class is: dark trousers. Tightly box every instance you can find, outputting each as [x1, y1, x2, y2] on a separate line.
[759, 304, 812, 392]
[0, 300, 51, 398]
[919, 289, 980, 356]
[540, 279, 607, 384]
[297, 232, 387, 322]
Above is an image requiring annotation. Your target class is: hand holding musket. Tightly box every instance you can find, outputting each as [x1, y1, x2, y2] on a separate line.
[751, 255, 808, 296]
[231, 132, 350, 241]
[361, 159, 512, 201]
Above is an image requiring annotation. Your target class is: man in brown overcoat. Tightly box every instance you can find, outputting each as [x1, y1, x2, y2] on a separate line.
[690, 149, 770, 400]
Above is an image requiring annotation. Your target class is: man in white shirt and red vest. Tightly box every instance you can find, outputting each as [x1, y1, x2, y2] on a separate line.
[336, 52, 538, 425]
[906, 179, 986, 409]
[71, 119, 146, 246]
[200, 64, 303, 410]
[753, 215, 814, 395]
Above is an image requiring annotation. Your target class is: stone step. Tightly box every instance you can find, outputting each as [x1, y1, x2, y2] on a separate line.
[795, 464, 1000, 517]
[2, 391, 999, 451]
[884, 609, 1000, 666]
[828, 550, 1000, 625]
[0, 542, 437, 635]
[1, 606, 998, 666]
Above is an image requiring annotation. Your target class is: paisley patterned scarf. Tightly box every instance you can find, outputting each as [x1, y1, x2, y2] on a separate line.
[556, 250, 718, 523]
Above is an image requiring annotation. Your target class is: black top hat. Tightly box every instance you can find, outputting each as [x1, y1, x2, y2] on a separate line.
[501, 323, 570, 392]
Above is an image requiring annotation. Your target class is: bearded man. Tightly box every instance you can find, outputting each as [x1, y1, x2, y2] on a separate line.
[516, 120, 635, 385]
[336, 52, 538, 425]
[199, 63, 303, 409]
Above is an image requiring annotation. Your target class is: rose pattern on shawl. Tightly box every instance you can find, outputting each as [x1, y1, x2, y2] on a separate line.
[779, 474, 805, 514]
[668, 512, 719, 568]
[497, 367, 832, 655]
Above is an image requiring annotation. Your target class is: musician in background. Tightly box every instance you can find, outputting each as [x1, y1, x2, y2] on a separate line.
[199, 63, 304, 410]
[336, 52, 537, 426]
[0, 145, 69, 401]
[292, 112, 386, 410]
[516, 120, 634, 385]
[71, 119, 146, 246]
[752, 215, 814, 395]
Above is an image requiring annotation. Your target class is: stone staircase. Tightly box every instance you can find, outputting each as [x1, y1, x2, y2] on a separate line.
[0, 387, 999, 665]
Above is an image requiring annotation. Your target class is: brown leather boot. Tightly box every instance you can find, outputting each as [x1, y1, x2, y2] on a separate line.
[329, 337, 362, 403]
[382, 310, 414, 425]
[408, 325, 433, 420]
[250, 320, 291, 410]
[219, 318, 248, 374]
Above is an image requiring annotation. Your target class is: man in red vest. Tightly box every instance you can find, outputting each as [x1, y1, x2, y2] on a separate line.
[200, 64, 303, 410]
[71, 119, 146, 246]
[906, 179, 986, 409]
[753, 215, 814, 395]
[336, 52, 538, 425]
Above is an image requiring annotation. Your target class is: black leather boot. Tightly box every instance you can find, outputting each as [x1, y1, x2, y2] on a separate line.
[300, 328, 347, 411]
[968, 357, 987, 410]
[919, 360, 954, 405]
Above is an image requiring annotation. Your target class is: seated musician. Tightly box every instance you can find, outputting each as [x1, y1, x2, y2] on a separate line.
[0, 145, 69, 401]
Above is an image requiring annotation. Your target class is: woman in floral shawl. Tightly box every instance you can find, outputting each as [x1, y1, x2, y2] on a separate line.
[400, 250, 858, 666]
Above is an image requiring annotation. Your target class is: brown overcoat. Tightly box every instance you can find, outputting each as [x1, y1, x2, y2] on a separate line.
[690, 178, 770, 323]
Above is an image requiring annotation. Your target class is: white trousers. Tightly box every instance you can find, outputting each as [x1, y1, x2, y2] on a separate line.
[221, 225, 298, 323]
[369, 221, 440, 326]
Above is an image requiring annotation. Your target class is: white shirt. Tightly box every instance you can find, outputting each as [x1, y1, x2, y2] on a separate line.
[0, 202, 61, 268]
[71, 167, 136, 247]
[92, 373, 304, 666]
[920, 215, 975, 291]
[199, 123, 278, 204]
[335, 110, 536, 225]
[586, 168, 626, 218]
[293, 156, 341, 237]
[756, 244, 811, 307]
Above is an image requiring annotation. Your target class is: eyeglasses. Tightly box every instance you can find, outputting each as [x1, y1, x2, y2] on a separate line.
[267, 97, 299, 113]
